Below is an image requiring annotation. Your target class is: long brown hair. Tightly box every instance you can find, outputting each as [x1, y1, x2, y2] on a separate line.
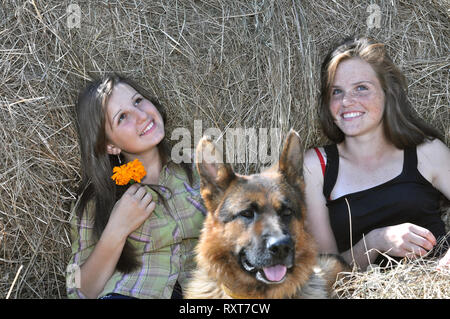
[74, 74, 192, 273]
[318, 37, 443, 147]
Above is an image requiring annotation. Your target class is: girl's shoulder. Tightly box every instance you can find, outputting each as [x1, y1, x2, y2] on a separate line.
[166, 160, 200, 187]
[417, 138, 450, 182]
[304, 147, 327, 172]
[303, 147, 327, 185]
[417, 138, 449, 164]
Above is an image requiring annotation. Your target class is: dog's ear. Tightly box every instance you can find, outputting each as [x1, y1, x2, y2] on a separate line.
[278, 129, 304, 186]
[196, 136, 236, 213]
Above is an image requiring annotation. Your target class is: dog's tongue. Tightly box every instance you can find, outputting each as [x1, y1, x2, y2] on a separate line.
[263, 265, 287, 282]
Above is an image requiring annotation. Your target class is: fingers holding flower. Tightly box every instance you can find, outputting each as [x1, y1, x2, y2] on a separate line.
[111, 159, 160, 218]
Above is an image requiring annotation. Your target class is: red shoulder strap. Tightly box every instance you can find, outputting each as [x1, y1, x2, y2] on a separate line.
[314, 147, 326, 177]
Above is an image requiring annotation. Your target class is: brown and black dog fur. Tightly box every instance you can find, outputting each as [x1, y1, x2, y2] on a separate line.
[184, 130, 348, 299]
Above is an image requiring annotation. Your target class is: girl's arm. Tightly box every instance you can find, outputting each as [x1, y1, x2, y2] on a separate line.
[79, 224, 127, 298]
[418, 139, 450, 269]
[304, 149, 375, 269]
[341, 223, 436, 270]
[79, 184, 155, 298]
[303, 148, 339, 254]
[418, 138, 450, 200]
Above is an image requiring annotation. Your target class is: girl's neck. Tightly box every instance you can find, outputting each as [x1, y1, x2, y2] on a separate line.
[338, 130, 397, 164]
[125, 147, 163, 184]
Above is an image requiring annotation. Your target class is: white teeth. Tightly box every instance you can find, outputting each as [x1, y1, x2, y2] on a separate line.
[141, 121, 154, 135]
[342, 112, 363, 119]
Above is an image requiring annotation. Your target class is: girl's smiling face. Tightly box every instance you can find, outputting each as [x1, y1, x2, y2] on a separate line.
[329, 57, 385, 139]
[104, 82, 165, 158]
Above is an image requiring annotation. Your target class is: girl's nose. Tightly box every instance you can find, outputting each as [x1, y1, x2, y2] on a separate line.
[342, 91, 355, 107]
[134, 108, 147, 123]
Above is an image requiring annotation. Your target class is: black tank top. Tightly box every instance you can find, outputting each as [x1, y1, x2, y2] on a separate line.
[323, 144, 446, 264]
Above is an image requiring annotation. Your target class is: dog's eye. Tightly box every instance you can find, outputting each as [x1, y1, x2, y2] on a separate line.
[280, 208, 293, 217]
[238, 209, 255, 220]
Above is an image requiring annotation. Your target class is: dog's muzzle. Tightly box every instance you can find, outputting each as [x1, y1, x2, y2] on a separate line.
[267, 235, 294, 261]
[240, 235, 294, 284]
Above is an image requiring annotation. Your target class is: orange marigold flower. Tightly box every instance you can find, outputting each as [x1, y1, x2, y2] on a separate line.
[111, 159, 147, 185]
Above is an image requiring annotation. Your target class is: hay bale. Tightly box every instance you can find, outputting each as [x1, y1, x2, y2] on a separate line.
[0, 0, 448, 298]
[335, 258, 450, 299]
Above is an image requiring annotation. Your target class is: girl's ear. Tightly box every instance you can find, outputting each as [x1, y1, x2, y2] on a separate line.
[106, 143, 122, 155]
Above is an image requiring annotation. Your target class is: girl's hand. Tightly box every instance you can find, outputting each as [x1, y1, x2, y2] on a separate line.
[369, 223, 436, 258]
[107, 184, 156, 240]
[437, 249, 450, 271]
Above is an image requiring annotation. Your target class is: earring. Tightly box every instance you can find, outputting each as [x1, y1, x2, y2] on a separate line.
[117, 154, 122, 164]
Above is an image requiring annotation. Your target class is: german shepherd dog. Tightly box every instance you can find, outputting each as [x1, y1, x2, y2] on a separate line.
[184, 130, 348, 299]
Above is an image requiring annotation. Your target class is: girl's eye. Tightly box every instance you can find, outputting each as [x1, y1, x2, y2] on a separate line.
[332, 88, 342, 95]
[118, 113, 126, 124]
[356, 85, 368, 91]
[134, 97, 143, 106]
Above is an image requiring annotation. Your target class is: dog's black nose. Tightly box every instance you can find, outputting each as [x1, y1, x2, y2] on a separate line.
[267, 235, 294, 259]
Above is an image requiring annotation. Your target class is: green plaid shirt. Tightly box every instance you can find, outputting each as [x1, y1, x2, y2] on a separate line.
[67, 162, 205, 299]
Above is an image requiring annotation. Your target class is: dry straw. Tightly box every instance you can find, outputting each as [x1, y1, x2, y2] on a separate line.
[334, 250, 450, 299]
[0, 1, 448, 298]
